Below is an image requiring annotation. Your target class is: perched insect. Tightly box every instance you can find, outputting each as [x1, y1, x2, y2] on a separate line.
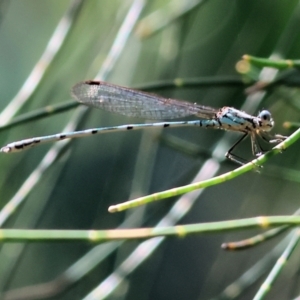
[1, 80, 285, 164]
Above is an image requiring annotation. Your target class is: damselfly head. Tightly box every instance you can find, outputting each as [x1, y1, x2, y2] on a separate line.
[257, 110, 274, 131]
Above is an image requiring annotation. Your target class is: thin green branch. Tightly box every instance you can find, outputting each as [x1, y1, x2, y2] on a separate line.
[108, 127, 300, 213]
[283, 121, 300, 129]
[253, 228, 300, 300]
[222, 208, 300, 250]
[222, 226, 290, 251]
[213, 231, 296, 300]
[135, 76, 245, 91]
[0, 216, 300, 243]
[243, 54, 300, 69]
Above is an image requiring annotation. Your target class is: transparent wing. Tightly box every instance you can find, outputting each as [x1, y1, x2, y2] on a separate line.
[71, 81, 217, 120]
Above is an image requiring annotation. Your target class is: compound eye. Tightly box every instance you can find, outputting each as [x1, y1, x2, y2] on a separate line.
[258, 110, 271, 121]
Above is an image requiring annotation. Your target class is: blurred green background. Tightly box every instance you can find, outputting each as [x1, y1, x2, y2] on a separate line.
[0, 0, 300, 299]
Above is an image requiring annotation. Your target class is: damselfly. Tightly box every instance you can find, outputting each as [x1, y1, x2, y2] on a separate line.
[1, 81, 285, 164]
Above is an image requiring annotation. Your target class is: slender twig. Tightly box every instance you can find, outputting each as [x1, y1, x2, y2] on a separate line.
[253, 228, 300, 300]
[222, 208, 300, 250]
[108, 127, 300, 213]
[243, 55, 300, 69]
[0, 216, 299, 243]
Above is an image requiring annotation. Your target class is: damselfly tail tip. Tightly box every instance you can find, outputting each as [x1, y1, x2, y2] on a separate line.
[0, 146, 11, 153]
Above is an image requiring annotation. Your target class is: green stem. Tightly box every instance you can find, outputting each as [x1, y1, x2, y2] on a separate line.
[243, 54, 300, 69]
[108, 127, 300, 212]
[0, 216, 300, 243]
